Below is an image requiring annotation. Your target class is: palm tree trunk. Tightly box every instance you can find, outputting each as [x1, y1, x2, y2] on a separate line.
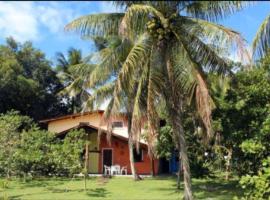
[163, 42, 193, 200]
[177, 158, 181, 189]
[150, 154, 155, 177]
[127, 114, 138, 180]
[170, 110, 193, 200]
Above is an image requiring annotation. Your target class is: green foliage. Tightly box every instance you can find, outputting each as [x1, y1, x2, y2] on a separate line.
[156, 125, 173, 159]
[14, 126, 59, 176]
[0, 110, 32, 177]
[52, 129, 86, 176]
[56, 48, 91, 113]
[212, 65, 270, 175]
[0, 37, 69, 121]
[238, 157, 270, 200]
[240, 140, 265, 154]
[0, 111, 86, 177]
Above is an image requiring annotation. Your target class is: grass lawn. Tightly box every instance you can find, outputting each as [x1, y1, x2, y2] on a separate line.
[0, 176, 243, 200]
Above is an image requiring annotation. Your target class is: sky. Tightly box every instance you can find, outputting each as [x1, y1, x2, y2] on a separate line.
[0, 1, 269, 65]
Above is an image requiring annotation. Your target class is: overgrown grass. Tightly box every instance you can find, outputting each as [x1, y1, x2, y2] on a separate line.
[0, 176, 243, 199]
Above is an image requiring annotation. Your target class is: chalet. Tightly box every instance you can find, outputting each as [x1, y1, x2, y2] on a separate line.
[40, 110, 162, 175]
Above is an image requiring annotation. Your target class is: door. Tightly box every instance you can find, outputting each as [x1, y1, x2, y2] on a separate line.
[89, 152, 99, 173]
[88, 132, 99, 173]
[159, 157, 170, 174]
[103, 149, 112, 172]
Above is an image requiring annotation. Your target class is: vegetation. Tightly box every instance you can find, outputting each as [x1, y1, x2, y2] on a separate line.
[65, 2, 250, 199]
[0, 1, 270, 200]
[0, 111, 85, 179]
[0, 176, 243, 200]
[56, 48, 91, 114]
[0, 38, 70, 121]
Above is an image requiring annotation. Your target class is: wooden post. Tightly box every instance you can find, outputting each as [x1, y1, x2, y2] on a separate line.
[84, 135, 89, 191]
[151, 155, 155, 177]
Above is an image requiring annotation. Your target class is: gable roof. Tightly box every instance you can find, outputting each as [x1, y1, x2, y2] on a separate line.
[39, 110, 147, 145]
[55, 123, 147, 146]
[39, 110, 104, 123]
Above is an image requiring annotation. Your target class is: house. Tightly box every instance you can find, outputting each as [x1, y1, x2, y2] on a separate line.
[40, 110, 160, 175]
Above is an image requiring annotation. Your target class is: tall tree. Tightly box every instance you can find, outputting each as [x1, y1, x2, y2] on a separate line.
[67, 37, 142, 179]
[0, 37, 68, 121]
[56, 48, 91, 113]
[65, 2, 249, 199]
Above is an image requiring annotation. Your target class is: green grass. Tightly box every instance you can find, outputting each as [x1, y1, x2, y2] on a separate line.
[0, 176, 243, 200]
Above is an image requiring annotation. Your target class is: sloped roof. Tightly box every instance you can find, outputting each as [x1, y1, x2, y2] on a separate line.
[39, 110, 147, 145]
[39, 110, 104, 123]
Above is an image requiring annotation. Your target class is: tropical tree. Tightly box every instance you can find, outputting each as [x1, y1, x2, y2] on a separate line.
[252, 14, 270, 59]
[65, 2, 249, 199]
[65, 37, 143, 179]
[56, 48, 91, 113]
[0, 110, 32, 178]
[0, 37, 69, 121]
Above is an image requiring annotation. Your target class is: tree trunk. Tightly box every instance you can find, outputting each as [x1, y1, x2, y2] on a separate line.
[169, 108, 193, 200]
[127, 115, 138, 180]
[150, 154, 155, 177]
[163, 43, 193, 200]
[225, 148, 232, 181]
[177, 158, 181, 189]
[84, 139, 89, 191]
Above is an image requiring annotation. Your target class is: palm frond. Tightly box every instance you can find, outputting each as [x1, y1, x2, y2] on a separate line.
[55, 52, 69, 72]
[86, 39, 132, 89]
[252, 14, 270, 59]
[131, 63, 149, 148]
[173, 28, 230, 75]
[118, 34, 152, 93]
[82, 82, 115, 112]
[185, 1, 252, 22]
[180, 17, 250, 63]
[173, 39, 214, 139]
[65, 13, 124, 37]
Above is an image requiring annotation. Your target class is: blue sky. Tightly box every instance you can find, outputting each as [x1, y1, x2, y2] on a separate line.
[0, 1, 269, 65]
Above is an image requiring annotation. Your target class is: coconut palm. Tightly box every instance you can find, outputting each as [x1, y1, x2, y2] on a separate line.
[65, 2, 249, 199]
[56, 48, 92, 113]
[72, 37, 144, 179]
[252, 14, 270, 59]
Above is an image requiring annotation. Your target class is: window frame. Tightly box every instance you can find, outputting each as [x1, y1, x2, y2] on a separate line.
[112, 121, 124, 128]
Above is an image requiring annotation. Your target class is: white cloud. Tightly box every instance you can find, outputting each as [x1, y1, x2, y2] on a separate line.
[0, 1, 123, 43]
[0, 2, 38, 41]
[0, 1, 77, 42]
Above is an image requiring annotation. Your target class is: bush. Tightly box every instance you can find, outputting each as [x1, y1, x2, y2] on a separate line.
[0, 111, 86, 178]
[238, 157, 270, 200]
[0, 110, 32, 177]
[51, 129, 85, 176]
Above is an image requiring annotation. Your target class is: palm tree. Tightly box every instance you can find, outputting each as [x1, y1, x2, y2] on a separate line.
[70, 37, 143, 180]
[65, 2, 249, 199]
[252, 14, 270, 59]
[56, 48, 92, 113]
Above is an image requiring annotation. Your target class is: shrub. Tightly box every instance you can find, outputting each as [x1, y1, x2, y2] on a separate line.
[238, 157, 270, 200]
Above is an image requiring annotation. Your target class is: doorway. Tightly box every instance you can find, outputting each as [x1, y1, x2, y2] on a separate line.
[159, 157, 170, 174]
[102, 149, 112, 172]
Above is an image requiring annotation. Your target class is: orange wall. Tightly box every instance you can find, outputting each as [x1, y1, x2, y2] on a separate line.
[98, 134, 159, 175]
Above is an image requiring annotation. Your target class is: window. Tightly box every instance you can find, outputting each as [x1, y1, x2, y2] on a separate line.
[133, 148, 143, 162]
[79, 122, 89, 126]
[112, 121, 123, 128]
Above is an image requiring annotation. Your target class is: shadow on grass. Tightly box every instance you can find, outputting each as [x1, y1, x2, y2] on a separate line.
[193, 179, 243, 199]
[86, 188, 110, 198]
[151, 176, 243, 199]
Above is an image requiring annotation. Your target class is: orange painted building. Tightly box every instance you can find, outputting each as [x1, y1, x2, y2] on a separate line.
[40, 110, 159, 175]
